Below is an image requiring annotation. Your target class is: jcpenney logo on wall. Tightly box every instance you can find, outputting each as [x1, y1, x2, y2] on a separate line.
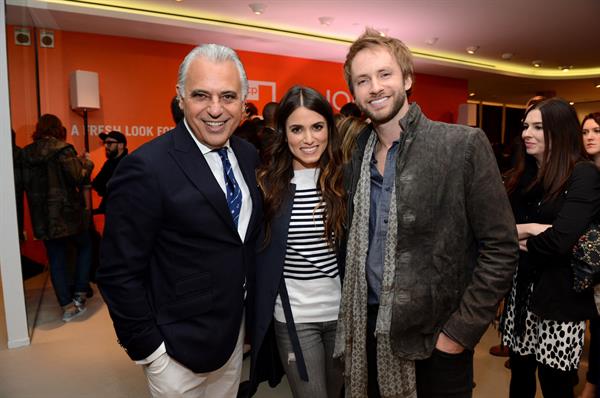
[247, 80, 277, 102]
[248, 80, 351, 111]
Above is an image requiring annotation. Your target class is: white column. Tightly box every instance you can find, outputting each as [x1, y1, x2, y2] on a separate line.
[0, 0, 30, 348]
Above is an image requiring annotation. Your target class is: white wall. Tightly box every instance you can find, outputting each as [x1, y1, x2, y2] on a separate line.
[0, 0, 30, 348]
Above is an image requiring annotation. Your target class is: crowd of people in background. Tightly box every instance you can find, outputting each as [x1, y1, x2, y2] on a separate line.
[9, 30, 600, 398]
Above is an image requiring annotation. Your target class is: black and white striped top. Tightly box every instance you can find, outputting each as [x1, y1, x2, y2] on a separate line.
[274, 168, 341, 324]
[284, 187, 339, 280]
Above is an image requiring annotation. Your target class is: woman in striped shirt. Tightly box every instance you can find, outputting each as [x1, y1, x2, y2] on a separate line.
[249, 86, 346, 398]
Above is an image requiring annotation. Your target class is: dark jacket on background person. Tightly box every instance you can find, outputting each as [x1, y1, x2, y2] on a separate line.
[511, 160, 600, 322]
[344, 103, 519, 359]
[259, 126, 277, 165]
[13, 143, 24, 240]
[235, 118, 263, 149]
[22, 137, 93, 240]
[91, 149, 128, 214]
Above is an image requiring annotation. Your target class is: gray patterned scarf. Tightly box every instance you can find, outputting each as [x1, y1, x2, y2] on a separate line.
[334, 131, 416, 398]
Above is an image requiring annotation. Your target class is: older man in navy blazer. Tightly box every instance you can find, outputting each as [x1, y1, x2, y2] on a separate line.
[97, 44, 262, 397]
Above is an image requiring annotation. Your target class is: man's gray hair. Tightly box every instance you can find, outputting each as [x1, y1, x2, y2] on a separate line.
[177, 44, 248, 101]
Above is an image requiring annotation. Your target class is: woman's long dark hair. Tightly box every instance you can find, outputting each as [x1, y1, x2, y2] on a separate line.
[257, 85, 345, 247]
[582, 112, 600, 129]
[504, 98, 586, 200]
[582, 112, 600, 160]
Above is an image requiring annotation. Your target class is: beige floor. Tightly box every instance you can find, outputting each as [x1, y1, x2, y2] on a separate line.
[0, 273, 590, 397]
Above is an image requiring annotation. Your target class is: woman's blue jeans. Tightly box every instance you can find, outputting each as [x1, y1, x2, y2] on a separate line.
[44, 232, 92, 307]
[274, 320, 343, 398]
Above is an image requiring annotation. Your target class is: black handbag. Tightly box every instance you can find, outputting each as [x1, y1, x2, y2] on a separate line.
[572, 223, 600, 292]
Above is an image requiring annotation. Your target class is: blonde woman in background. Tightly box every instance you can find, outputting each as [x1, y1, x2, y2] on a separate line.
[336, 115, 368, 163]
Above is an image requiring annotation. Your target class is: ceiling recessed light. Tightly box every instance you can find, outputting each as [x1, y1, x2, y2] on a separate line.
[375, 28, 388, 37]
[469, 92, 476, 97]
[318, 16, 334, 26]
[501, 52, 513, 60]
[595, 83, 600, 88]
[466, 46, 479, 55]
[569, 101, 575, 105]
[559, 65, 573, 72]
[532, 60, 542, 68]
[249, 3, 266, 15]
[425, 37, 439, 46]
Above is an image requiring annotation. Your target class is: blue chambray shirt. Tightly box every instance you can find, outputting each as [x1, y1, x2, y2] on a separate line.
[366, 139, 400, 305]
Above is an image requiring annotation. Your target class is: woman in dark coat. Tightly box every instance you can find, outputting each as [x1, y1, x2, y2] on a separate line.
[580, 111, 600, 398]
[501, 99, 600, 398]
[249, 86, 345, 398]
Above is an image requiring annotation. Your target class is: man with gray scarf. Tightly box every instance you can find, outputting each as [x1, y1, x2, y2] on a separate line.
[334, 29, 519, 398]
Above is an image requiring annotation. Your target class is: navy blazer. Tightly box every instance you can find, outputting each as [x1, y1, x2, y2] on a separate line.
[97, 123, 262, 373]
[248, 184, 344, 394]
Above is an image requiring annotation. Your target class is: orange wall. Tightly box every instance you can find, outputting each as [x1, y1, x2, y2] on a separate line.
[410, 73, 468, 123]
[8, 27, 468, 155]
[7, 26, 38, 147]
[7, 26, 467, 244]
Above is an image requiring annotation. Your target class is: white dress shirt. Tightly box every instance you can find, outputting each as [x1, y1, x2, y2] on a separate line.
[183, 119, 252, 242]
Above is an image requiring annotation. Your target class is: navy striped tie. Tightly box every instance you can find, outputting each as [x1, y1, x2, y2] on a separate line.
[216, 147, 242, 227]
